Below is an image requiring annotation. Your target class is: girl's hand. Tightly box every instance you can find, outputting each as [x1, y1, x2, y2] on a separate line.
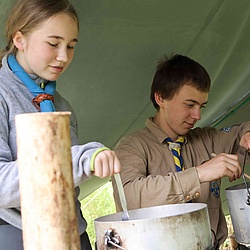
[93, 150, 121, 178]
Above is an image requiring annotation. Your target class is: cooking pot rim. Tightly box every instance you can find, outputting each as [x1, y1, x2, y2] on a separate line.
[225, 182, 250, 191]
[95, 202, 208, 222]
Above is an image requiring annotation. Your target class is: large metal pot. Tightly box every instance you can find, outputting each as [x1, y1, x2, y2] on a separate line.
[94, 203, 213, 250]
[225, 182, 250, 246]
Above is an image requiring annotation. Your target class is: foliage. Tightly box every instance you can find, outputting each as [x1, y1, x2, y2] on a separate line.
[80, 181, 116, 249]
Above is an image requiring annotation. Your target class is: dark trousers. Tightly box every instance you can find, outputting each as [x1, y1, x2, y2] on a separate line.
[0, 222, 92, 250]
[80, 230, 92, 250]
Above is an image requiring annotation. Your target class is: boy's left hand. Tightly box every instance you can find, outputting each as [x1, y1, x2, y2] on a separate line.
[240, 131, 250, 151]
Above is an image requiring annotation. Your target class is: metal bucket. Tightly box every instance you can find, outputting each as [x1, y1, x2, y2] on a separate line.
[225, 182, 250, 246]
[94, 203, 213, 250]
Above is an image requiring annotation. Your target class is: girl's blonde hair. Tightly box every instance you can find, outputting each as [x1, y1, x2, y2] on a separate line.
[0, 0, 79, 67]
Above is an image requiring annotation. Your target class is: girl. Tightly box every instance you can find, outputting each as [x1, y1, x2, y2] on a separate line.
[0, 0, 121, 249]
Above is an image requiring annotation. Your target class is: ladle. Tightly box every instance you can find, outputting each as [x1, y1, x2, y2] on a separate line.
[114, 173, 129, 221]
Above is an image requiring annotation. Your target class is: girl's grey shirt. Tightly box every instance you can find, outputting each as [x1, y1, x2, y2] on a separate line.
[0, 55, 104, 234]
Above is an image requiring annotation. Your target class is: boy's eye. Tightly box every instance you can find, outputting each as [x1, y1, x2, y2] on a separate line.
[186, 103, 194, 107]
[67, 45, 75, 49]
[185, 103, 206, 109]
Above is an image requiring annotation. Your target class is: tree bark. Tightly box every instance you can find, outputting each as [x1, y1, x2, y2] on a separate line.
[15, 112, 80, 250]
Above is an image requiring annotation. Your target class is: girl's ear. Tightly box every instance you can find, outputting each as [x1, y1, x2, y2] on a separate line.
[154, 92, 165, 108]
[13, 31, 25, 50]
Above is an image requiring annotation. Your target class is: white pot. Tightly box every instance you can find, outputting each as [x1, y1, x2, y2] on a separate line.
[226, 182, 250, 246]
[94, 203, 213, 250]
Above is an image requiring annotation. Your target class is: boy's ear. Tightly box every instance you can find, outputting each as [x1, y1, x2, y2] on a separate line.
[154, 92, 165, 108]
[13, 31, 25, 50]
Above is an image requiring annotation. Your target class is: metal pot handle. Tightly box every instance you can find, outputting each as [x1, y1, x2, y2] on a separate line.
[104, 229, 127, 250]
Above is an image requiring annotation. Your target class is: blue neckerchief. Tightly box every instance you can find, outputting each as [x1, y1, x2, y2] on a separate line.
[7, 54, 56, 112]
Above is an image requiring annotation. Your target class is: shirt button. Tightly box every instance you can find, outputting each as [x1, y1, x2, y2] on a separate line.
[195, 192, 200, 198]
[186, 195, 191, 201]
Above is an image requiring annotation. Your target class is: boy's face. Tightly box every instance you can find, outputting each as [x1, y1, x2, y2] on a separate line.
[14, 13, 78, 81]
[156, 84, 208, 139]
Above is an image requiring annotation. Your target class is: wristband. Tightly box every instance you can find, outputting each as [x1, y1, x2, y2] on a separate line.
[90, 147, 110, 171]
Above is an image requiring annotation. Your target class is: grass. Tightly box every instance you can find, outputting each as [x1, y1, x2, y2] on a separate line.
[80, 180, 116, 249]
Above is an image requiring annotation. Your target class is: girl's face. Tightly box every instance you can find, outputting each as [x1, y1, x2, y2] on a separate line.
[14, 13, 78, 81]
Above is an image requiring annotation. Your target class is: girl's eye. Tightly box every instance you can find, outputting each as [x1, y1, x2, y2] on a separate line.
[48, 43, 58, 47]
[67, 45, 75, 49]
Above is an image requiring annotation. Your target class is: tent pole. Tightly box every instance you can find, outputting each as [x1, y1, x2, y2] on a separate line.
[15, 112, 80, 250]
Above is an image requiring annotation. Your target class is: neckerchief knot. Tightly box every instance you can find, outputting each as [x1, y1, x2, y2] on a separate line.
[7, 54, 56, 112]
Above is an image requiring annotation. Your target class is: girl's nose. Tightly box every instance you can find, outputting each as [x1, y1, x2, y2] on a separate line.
[56, 48, 68, 62]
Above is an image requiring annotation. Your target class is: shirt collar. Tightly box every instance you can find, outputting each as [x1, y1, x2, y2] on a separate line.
[146, 117, 187, 144]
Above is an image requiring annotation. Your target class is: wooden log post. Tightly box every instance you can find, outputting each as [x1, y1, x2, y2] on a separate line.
[15, 112, 80, 250]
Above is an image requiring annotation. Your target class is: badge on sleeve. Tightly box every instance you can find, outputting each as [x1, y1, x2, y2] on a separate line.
[221, 127, 231, 132]
[210, 181, 220, 198]
[220, 124, 239, 133]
